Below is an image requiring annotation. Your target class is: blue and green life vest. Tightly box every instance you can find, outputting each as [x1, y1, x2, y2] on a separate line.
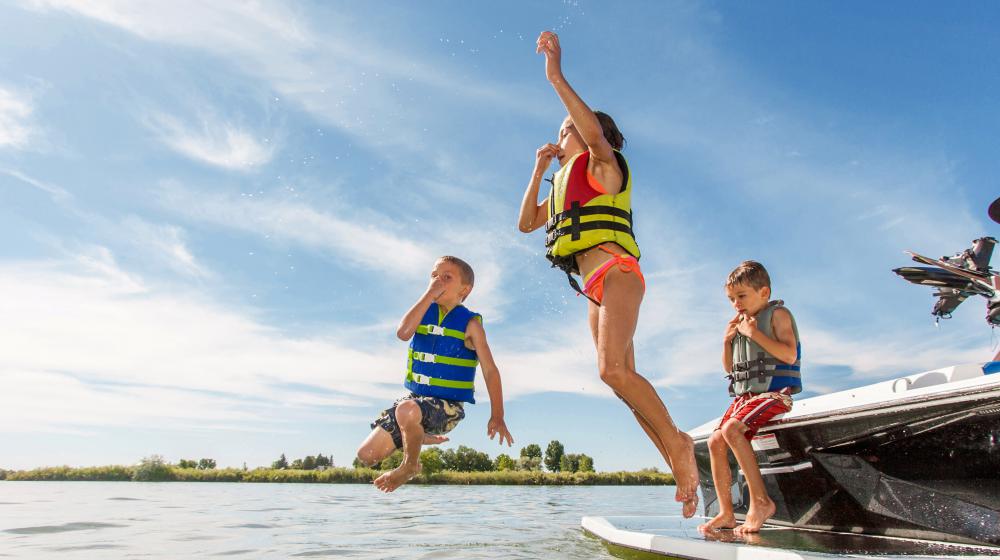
[404, 303, 480, 403]
[727, 300, 802, 396]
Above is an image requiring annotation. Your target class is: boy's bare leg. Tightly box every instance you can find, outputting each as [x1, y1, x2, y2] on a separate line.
[356, 427, 398, 467]
[720, 419, 775, 533]
[697, 431, 738, 531]
[373, 400, 424, 492]
[596, 270, 700, 517]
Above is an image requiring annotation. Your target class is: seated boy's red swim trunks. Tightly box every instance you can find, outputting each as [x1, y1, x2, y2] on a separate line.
[716, 387, 793, 440]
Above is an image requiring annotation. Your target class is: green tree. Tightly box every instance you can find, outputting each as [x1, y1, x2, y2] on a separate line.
[520, 444, 542, 460]
[516, 456, 542, 471]
[420, 448, 444, 475]
[380, 450, 404, 470]
[352, 456, 366, 469]
[494, 453, 516, 471]
[560, 453, 580, 473]
[315, 454, 331, 468]
[441, 446, 492, 471]
[544, 440, 565, 472]
[578, 454, 595, 472]
[197, 458, 216, 470]
[133, 455, 172, 482]
[272, 453, 289, 469]
[177, 459, 197, 469]
[302, 455, 317, 470]
[290, 459, 304, 469]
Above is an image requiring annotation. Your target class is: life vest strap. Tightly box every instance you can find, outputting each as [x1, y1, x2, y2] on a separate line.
[728, 359, 801, 382]
[545, 220, 634, 248]
[407, 371, 475, 390]
[410, 349, 478, 368]
[416, 324, 466, 340]
[545, 205, 633, 234]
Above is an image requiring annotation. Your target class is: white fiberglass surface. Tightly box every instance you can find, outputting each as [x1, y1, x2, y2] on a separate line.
[690, 363, 1000, 439]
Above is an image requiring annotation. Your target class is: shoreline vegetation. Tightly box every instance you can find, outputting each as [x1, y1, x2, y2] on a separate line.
[0, 441, 675, 486]
[0, 465, 674, 485]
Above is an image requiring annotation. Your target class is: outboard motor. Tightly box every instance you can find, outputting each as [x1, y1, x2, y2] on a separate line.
[893, 236, 999, 326]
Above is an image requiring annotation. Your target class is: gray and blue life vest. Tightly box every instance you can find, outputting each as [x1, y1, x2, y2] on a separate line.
[728, 300, 802, 397]
[404, 303, 480, 403]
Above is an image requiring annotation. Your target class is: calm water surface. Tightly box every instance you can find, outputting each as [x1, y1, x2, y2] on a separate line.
[0, 482, 682, 558]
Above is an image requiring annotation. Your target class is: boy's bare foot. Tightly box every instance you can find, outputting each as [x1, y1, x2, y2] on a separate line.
[422, 434, 449, 445]
[373, 461, 422, 493]
[734, 498, 776, 534]
[669, 432, 700, 518]
[697, 512, 737, 533]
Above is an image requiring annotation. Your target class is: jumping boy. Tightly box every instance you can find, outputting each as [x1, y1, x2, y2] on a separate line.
[356, 256, 514, 492]
[699, 261, 802, 534]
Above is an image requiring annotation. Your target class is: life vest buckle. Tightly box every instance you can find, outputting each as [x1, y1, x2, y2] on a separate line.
[413, 373, 431, 385]
[414, 352, 437, 363]
[426, 325, 445, 336]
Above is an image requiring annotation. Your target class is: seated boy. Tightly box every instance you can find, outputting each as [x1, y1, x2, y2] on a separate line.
[699, 261, 802, 534]
[356, 256, 514, 492]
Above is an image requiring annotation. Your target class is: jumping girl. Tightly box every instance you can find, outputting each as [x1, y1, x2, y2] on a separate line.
[517, 31, 699, 516]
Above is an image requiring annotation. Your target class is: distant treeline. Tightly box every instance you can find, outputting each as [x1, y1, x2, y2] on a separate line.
[0, 440, 673, 485]
[0, 446, 674, 485]
[0, 463, 672, 486]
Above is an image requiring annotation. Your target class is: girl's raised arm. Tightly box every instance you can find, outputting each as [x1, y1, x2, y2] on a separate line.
[536, 31, 615, 164]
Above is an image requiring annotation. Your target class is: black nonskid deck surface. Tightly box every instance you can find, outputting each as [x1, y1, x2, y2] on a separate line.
[583, 516, 1000, 559]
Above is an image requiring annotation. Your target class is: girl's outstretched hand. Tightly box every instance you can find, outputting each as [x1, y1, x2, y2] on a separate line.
[535, 142, 560, 172]
[536, 31, 563, 83]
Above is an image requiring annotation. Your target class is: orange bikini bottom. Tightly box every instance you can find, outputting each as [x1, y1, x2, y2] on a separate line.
[582, 245, 645, 305]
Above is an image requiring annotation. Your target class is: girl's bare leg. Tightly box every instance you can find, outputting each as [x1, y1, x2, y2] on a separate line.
[594, 268, 700, 517]
[588, 303, 678, 475]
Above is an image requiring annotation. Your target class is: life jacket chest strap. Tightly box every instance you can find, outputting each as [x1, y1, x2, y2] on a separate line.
[544, 202, 635, 247]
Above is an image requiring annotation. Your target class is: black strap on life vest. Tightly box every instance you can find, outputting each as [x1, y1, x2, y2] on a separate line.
[564, 270, 600, 305]
[726, 351, 784, 396]
[544, 202, 635, 248]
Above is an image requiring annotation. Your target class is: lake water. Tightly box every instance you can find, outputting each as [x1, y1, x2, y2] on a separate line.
[0, 481, 682, 558]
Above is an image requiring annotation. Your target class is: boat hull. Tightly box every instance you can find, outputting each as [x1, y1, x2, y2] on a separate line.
[692, 366, 1000, 546]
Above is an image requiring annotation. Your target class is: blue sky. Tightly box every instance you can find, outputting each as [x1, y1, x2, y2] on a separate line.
[1, 1, 997, 472]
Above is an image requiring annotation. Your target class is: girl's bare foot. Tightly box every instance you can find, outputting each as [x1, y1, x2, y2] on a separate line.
[697, 512, 737, 533]
[734, 498, 775, 534]
[373, 461, 422, 492]
[669, 432, 700, 517]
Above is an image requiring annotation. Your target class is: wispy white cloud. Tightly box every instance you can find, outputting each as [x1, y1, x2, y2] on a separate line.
[0, 252, 404, 435]
[21, 0, 546, 158]
[158, 183, 435, 279]
[0, 86, 37, 150]
[119, 216, 211, 278]
[143, 110, 275, 171]
[0, 167, 72, 202]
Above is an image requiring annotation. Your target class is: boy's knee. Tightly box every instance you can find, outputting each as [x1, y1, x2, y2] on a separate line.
[720, 419, 746, 442]
[355, 446, 378, 467]
[599, 362, 630, 388]
[708, 430, 727, 451]
[395, 400, 422, 425]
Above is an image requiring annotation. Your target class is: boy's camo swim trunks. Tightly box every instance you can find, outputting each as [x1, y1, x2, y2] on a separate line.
[372, 393, 466, 449]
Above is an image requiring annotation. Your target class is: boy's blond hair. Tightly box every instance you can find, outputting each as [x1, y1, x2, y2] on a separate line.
[438, 256, 475, 288]
[726, 260, 771, 291]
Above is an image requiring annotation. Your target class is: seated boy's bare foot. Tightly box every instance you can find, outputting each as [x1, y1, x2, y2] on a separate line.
[697, 512, 737, 533]
[734, 498, 776, 534]
[422, 434, 449, 445]
[669, 432, 700, 518]
[373, 462, 422, 493]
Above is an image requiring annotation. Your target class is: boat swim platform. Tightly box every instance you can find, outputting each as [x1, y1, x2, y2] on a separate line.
[582, 516, 1000, 559]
